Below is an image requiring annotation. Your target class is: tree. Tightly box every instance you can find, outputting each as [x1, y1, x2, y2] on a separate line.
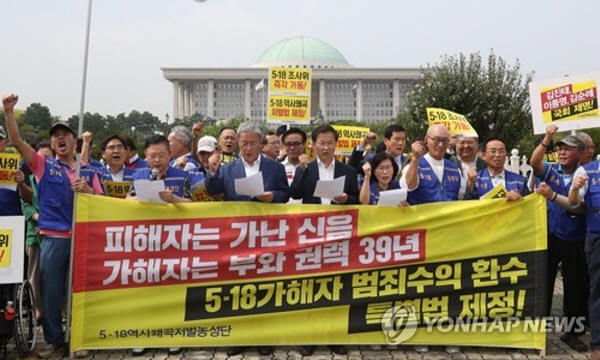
[401, 51, 534, 150]
[21, 103, 53, 131]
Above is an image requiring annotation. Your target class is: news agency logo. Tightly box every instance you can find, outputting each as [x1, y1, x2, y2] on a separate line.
[381, 304, 418, 344]
[380, 306, 586, 344]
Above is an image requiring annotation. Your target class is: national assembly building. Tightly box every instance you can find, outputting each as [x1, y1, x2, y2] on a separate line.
[162, 37, 421, 124]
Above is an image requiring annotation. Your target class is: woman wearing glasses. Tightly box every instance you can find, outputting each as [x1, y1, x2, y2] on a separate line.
[359, 152, 401, 205]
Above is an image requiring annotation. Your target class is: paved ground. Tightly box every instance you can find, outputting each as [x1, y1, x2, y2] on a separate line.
[2, 275, 594, 359]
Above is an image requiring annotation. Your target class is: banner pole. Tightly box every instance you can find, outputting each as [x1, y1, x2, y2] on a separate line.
[65, 0, 93, 354]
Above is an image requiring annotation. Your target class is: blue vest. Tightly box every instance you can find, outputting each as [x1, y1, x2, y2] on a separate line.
[94, 166, 136, 192]
[583, 161, 600, 236]
[407, 157, 461, 205]
[127, 157, 149, 170]
[132, 167, 189, 198]
[541, 164, 586, 241]
[169, 154, 201, 170]
[474, 169, 529, 198]
[36, 158, 97, 232]
[95, 166, 136, 183]
[368, 179, 400, 205]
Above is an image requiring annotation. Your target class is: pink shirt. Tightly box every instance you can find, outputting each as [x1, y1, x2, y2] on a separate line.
[29, 152, 104, 238]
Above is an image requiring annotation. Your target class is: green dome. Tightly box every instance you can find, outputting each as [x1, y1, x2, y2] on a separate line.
[252, 36, 352, 68]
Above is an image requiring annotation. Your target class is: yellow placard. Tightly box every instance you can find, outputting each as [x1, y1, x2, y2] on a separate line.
[269, 67, 312, 95]
[426, 108, 478, 136]
[190, 180, 223, 202]
[104, 181, 132, 199]
[0, 228, 12, 268]
[268, 95, 311, 122]
[0, 153, 21, 190]
[72, 194, 547, 351]
[540, 81, 599, 123]
[333, 125, 370, 156]
[481, 184, 508, 200]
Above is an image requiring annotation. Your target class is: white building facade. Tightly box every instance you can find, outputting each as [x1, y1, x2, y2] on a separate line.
[162, 37, 421, 124]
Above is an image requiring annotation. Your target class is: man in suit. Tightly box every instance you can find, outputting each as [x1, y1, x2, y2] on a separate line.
[449, 133, 487, 176]
[347, 124, 408, 175]
[205, 122, 289, 204]
[290, 124, 359, 206]
[205, 122, 287, 356]
[289, 124, 357, 356]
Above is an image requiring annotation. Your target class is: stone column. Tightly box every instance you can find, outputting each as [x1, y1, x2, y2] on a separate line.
[319, 79, 326, 117]
[393, 80, 400, 117]
[244, 80, 252, 119]
[356, 80, 363, 122]
[207, 80, 215, 119]
[178, 84, 185, 119]
[173, 81, 180, 120]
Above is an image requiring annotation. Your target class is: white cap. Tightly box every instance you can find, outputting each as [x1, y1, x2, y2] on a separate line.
[196, 136, 218, 153]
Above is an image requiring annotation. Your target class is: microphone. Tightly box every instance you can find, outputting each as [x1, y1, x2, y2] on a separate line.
[150, 168, 159, 181]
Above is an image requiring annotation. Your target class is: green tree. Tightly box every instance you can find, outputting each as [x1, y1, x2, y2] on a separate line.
[21, 103, 53, 131]
[67, 112, 108, 135]
[401, 51, 534, 150]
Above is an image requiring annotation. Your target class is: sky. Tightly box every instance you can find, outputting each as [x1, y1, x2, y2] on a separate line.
[2, 0, 599, 122]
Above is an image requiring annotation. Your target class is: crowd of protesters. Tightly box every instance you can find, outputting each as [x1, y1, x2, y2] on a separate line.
[2, 92, 600, 359]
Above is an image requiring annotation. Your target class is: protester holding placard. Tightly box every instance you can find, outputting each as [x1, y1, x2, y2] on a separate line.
[0, 125, 22, 217]
[530, 124, 589, 352]
[92, 135, 137, 198]
[466, 137, 529, 200]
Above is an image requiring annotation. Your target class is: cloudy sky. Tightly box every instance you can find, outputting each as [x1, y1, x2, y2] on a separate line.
[2, 0, 599, 121]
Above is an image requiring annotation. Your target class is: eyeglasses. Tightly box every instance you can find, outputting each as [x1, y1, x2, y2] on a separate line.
[427, 136, 450, 144]
[284, 141, 303, 148]
[105, 144, 124, 151]
[239, 142, 260, 149]
[267, 141, 281, 146]
[375, 165, 394, 173]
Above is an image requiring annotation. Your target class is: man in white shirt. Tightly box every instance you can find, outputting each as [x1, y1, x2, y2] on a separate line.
[401, 124, 468, 205]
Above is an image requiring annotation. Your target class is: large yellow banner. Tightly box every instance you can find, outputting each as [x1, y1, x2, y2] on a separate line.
[267, 67, 312, 125]
[71, 195, 547, 351]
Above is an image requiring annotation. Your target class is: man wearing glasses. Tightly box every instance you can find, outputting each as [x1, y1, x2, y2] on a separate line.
[400, 124, 467, 206]
[262, 131, 281, 160]
[280, 128, 308, 204]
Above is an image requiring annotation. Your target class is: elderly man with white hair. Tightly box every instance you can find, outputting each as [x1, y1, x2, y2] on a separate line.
[168, 125, 200, 171]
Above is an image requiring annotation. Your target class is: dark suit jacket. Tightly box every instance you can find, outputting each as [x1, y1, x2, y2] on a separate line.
[289, 160, 359, 204]
[449, 155, 487, 176]
[205, 155, 289, 203]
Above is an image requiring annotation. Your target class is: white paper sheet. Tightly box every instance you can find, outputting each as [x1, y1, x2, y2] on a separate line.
[377, 188, 408, 206]
[314, 175, 345, 199]
[235, 172, 265, 197]
[133, 179, 166, 203]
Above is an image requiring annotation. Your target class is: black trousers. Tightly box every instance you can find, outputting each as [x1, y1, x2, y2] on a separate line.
[586, 234, 600, 349]
[547, 233, 589, 335]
